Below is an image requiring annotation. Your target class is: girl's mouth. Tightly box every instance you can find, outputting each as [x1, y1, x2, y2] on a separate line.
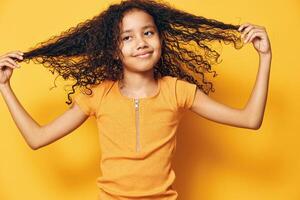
[136, 52, 152, 58]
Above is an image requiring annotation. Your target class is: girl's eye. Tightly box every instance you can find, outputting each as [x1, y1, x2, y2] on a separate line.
[123, 36, 131, 41]
[122, 31, 154, 41]
[145, 31, 154, 36]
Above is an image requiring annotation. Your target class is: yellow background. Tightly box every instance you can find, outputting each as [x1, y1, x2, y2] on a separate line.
[0, 0, 299, 199]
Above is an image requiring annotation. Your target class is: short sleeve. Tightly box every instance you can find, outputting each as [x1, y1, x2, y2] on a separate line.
[71, 84, 102, 117]
[175, 78, 197, 110]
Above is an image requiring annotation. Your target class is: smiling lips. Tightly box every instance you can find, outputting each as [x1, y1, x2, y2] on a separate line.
[135, 51, 153, 58]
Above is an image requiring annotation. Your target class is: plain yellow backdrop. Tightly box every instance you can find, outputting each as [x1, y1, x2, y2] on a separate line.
[0, 0, 299, 200]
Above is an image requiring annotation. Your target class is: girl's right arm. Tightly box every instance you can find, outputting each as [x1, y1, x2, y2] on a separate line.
[0, 51, 89, 150]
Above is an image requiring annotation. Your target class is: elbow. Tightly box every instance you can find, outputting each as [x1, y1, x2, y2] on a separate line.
[245, 112, 263, 130]
[245, 116, 262, 130]
[31, 145, 39, 150]
[30, 141, 40, 150]
[30, 146, 38, 150]
[29, 130, 42, 150]
[248, 121, 262, 130]
[249, 124, 261, 130]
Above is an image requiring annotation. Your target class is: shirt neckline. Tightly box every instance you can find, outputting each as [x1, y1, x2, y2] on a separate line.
[115, 78, 162, 101]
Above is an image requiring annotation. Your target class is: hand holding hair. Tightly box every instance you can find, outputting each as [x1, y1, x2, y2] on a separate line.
[0, 51, 24, 85]
[239, 23, 271, 56]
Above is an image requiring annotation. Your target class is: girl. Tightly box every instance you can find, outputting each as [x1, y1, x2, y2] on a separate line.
[0, 0, 272, 199]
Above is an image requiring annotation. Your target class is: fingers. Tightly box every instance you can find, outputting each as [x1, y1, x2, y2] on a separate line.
[0, 61, 16, 70]
[3, 50, 23, 57]
[238, 23, 263, 32]
[0, 51, 24, 60]
[238, 23, 265, 43]
[244, 30, 264, 43]
[238, 23, 251, 32]
[6, 53, 23, 61]
[0, 52, 24, 70]
[0, 59, 18, 69]
[240, 26, 255, 39]
[4, 57, 20, 68]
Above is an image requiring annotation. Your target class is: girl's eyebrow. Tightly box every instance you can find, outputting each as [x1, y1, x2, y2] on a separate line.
[121, 24, 155, 34]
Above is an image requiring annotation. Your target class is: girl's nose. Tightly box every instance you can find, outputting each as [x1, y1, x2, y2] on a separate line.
[136, 36, 148, 49]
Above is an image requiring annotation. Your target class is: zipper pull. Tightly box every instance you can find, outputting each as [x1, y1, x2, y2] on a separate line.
[134, 98, 139, 109]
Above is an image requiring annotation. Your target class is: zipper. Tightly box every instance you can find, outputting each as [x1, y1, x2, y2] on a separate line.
[134, 98, 140, 152]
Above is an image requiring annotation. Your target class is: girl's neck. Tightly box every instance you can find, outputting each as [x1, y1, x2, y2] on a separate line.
[118, 75, 159, 98]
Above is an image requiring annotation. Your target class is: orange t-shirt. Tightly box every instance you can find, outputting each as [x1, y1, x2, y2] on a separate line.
[72, 75, 197, 200]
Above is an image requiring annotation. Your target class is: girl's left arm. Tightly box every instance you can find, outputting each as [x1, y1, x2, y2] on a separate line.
[190, 23, 272, 130]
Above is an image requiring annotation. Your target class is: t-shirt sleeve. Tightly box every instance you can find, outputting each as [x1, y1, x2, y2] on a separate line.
[71, 85, 101, 117]
[175, 78, 197, 110]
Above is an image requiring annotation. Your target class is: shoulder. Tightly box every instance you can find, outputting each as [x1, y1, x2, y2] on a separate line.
[76, 79, 114, 99]
[160, 75, 177, 85]
[161, 75, 194, 88]
[160, 75, 191, 83]
[72, 80, 115, 117]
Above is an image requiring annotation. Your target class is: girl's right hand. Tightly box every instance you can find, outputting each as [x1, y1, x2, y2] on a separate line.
[0, 51, 24, 85]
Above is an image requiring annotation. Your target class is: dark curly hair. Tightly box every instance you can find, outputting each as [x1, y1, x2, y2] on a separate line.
[20, 0, 244, 105]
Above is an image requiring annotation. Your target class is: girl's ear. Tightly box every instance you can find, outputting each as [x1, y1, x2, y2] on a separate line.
[113, 54, 119, 60]
[113, 51, 120, 60]
[159, 34, 164, 46]
[160, 38, 164, 48]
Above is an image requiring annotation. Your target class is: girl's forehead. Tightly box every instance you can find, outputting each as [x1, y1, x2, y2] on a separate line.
[119, 9, 156, 31]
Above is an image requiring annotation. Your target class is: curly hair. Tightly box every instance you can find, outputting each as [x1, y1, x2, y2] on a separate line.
[20, 0, 244, 105]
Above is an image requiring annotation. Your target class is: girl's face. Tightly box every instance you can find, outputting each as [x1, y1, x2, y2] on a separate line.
[117, 9, 162, 75]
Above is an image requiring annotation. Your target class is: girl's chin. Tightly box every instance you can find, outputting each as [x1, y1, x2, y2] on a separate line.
[123, 64, 156, 72]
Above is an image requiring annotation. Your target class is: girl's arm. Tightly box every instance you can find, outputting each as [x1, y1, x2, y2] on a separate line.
[0, 82, 89, 149]
[0, 51, 89, 149]
[190, 23, 272, 130]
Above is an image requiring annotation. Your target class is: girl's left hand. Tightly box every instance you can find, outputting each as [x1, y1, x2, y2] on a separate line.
[238, 23, 271, 55]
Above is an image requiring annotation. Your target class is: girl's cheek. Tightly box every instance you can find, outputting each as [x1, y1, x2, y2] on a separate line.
[121, 45, 132, 56]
